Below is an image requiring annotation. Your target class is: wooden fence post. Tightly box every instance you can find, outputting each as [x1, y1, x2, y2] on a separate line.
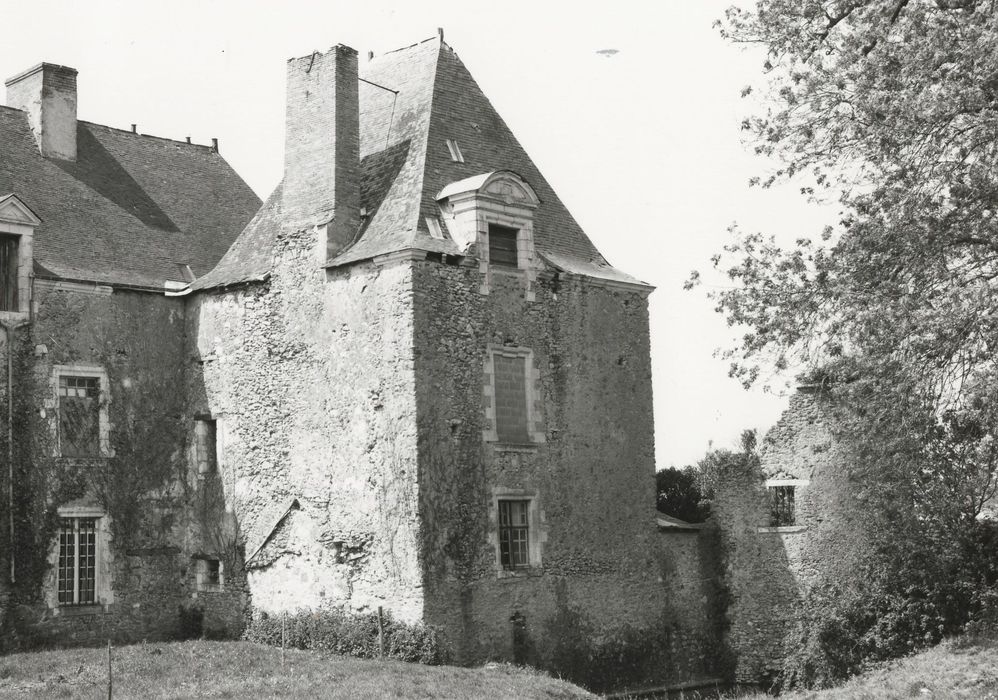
[378, 606, 385, 659]
[281, 612, 287, 667]
[106, 639, 112, 700]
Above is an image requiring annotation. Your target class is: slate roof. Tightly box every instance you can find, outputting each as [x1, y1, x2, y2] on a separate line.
[0, 105, 260, 288]
[194, 36, 647, 291]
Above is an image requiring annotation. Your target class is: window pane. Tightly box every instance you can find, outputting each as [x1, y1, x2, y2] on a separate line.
[0, 235, 18, 312]
[488, 224, 518, 267]
[498, 500, 530, 570]
[493, 354, 529, 443]
[57, 519, 74, 604]
[59, 376, 100, 457]
[78, 519, 96, 604]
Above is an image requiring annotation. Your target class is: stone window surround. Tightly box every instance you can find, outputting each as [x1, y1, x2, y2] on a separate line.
[482, 345, 545, 447]
[47, 504, 113, 613]
[488, 486, 548, 579]
[757, 478, 810, 533]
[49, 364, 111, 459]
[0, 194, 39, 320]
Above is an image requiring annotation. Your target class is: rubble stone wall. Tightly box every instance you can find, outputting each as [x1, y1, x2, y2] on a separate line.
[189, 226, 423, 623]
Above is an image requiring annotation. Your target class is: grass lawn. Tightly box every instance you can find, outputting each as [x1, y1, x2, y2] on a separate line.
[738, 633, 998, 699]
[0, 640, 594, 699]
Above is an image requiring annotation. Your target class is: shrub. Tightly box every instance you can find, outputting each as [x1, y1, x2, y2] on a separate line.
[243, 608, 449, 665]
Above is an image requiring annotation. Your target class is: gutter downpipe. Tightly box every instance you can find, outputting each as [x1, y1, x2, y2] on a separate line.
[1, 318, 27, 584]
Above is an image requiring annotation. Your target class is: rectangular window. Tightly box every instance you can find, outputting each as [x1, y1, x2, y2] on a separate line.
[446, 139, 464, 163]
[195, 557, 224, 590]
[195, 418, 218, 474]
[0, 234, 17, 312]
[58, 376, 100, 457]
[498, 500, 530, 570]
[769, 485, 796, 527]
[488, 224, 519, 268]
[493, 353, 530, 443]
[58, 518, 97, 606]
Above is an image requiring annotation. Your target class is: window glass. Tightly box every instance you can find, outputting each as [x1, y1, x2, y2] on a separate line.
[499, 499, 530, 570]
[58, 517, 97, 605]
[0, 235, 17, 311]
[196, 419, 218, 474]
[488, 224, 519, 267]
[59, 376, 100, 457]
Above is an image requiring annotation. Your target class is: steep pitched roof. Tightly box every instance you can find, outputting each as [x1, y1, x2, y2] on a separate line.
[195, 37, 645, 291]
[0, 105, 260, 288]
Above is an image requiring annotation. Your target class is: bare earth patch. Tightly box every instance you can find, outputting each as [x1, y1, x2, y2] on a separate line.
[0, 640, 594, 699]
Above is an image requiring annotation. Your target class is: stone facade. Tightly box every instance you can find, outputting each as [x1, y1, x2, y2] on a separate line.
[715, 387, 867, 681]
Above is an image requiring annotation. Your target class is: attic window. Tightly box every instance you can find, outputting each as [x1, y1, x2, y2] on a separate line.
[425, 216, 445, 240]
[446, 139, 464, 163]
[488, 224, 519, 268]
[0, 235, 18, 311]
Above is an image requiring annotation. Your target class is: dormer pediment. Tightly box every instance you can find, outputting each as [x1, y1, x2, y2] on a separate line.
[0, 194, 42, 228]
[436, 171, 540, 209]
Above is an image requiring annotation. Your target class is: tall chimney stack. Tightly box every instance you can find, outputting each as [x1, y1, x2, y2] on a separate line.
[282, 45, 361, 261]
[5, 63, 78, 161]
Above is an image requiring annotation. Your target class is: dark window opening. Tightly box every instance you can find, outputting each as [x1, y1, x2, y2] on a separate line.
[58, 518, 97, 605]
[205, 559, 221, 586]
[769, 485, 796, 527]
[0, 234, 18, 312]
[59, 376, 100, 457]
[488, 224, 519, 267]
[499, 499, 530, 570]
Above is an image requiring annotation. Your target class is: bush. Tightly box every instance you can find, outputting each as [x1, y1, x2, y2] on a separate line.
[243, 608, 449, 665]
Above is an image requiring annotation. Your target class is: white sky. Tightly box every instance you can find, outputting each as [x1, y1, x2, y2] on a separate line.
[1, 1, 836, 468]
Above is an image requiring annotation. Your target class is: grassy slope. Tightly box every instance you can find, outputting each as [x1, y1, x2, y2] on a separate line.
[0, 641, 594, 699]
[740, 634, 998, 700]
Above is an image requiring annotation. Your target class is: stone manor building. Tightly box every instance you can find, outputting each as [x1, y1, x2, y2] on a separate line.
[0, 34, 703, 671]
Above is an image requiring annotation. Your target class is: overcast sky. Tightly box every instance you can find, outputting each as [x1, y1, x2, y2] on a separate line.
[1, 1, 836, 469]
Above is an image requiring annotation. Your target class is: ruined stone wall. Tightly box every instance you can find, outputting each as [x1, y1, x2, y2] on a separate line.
[2, 284, 244, 647]
[188, 227, 423, 623]
[715, 390, 867, 682]
[412, 260, 698, 676]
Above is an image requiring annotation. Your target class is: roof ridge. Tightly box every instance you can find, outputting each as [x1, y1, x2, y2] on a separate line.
[78, 120, 218, 151]
[375, 34, 440, 59]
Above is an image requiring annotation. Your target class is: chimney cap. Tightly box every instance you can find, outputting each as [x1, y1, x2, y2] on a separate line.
[4, 62, 77, 88]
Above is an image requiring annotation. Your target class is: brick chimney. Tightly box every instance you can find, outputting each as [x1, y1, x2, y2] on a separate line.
[282, 45, 361, 261]
[5, 63, 78, 161]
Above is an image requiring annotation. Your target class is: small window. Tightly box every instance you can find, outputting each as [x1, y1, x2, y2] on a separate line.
[58, 376, 101, 457]
[488, 224, 519, 268]
[195, 418, 218, 474]
[58, 517, 97, 606]
[196, 557, 224, 590]
[0, 234, 18, 312]
[498, 500, 530, 570]
[446, 139, 464, 163]
[769, 485, 796, 526]
[425, 216, 445, 240]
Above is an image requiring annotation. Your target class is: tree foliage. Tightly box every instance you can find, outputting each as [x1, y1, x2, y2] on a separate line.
[697, 1, 998, 685]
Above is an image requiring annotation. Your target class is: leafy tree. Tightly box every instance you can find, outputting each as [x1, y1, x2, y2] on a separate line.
[657, 430, 759, 522]
[693, 1, 998, 685]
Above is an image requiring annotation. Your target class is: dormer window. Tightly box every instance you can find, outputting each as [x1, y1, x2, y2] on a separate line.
[0, 235, 19, 311]
[0, 194, 40, 317]
[435, 171, 540, 299]
[488, 224, 519, 268]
